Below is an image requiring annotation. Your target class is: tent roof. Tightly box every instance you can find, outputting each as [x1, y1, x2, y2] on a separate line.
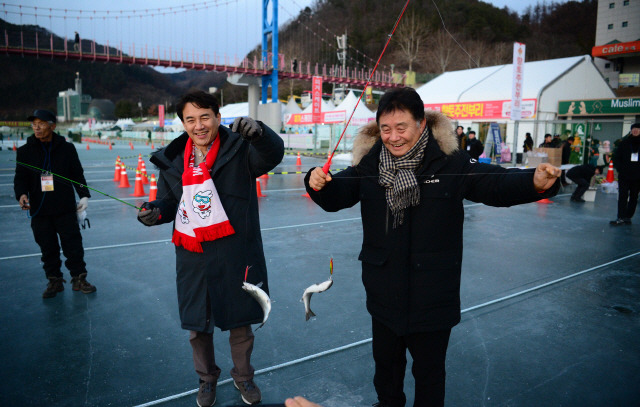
[283, 96, 302, 114]
[333, 91, 375, 119]
[416, 55, 589, 103]
[301, 99, 334, 113]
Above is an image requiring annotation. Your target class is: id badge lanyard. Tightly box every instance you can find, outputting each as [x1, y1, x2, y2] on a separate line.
[41, 142, 53, 192]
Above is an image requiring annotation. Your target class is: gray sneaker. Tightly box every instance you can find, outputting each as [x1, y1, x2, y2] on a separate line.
[71, 273, 96, 294]
[234, 379, 261, 405]
[197, 380, 216, 407]
[43, 277, 65, 298]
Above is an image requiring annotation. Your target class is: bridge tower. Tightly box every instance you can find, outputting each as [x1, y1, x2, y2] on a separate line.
[262, 0, 278, 104]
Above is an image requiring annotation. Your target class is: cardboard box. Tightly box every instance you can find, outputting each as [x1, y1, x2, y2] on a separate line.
[583, 188, 597, 202]
[534, 147, 562, 167]
[524, 152, 546, 167]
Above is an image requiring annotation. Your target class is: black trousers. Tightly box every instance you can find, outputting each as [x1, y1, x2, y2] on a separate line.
[372, 317, 451, 407]
[567, 174, 589, 200]
[617, 179, 640, 220]
[30, 212, 86, 279]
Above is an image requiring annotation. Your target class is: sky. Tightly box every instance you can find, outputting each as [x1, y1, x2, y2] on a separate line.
[2, 0, 573, 73]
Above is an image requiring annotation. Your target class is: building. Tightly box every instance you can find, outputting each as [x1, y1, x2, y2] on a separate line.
[592, 0, 640, 92]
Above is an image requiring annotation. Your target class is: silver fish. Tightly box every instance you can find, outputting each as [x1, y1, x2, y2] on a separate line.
[301, 276, 333, 321]
[241, 281, 271, 329]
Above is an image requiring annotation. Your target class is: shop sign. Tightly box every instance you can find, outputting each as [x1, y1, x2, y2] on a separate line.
[424, 99, 536, 120]
[285, 110, 346, 125]
[619, 74, 639, 86]
[558, 98, 640, 116]
[592, 40, 640, 58]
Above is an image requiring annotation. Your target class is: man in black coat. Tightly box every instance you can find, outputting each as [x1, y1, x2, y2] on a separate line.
[567, 164, 600, 202]
[14, 109, 96, 298]
[305, 88, 561, 407]
[610, 122, 640, 225]
[465, 130, 483, 160]
[137, 91, 284, 406]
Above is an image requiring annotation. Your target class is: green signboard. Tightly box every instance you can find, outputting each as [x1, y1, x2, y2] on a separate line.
[558, 97, 640, 116]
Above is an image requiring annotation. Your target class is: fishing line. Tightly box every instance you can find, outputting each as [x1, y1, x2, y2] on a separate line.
[430, 0, 479, 68]
[13, 160, 141, 210]
[322, 0, 412, 174]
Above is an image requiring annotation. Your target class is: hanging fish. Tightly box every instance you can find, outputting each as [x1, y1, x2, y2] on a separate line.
[301, 258, 334, 321]
[241, 266, 271, 329]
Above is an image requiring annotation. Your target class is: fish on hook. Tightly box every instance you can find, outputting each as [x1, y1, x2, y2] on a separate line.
[241, 280, 271, 329]
[301, 258, 334, 321]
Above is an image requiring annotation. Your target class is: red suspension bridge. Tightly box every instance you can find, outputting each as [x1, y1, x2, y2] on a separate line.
[0, 1, 404, 89]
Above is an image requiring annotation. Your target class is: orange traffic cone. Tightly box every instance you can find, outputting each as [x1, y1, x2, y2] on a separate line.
[13, 142, 17, 151]
[302, 191, 310, 198]
[118, 163, 131, 188]
[259, 172, 269, 179]
[537, 198, 553, 204]
[141, 161, 149, 184]
[148, 174, 158, 201]
[256, 180, 266, 197]
[130, 170, 146, 197]
[109, 142, 112, 150]
[86, 143, 90, 150]
[113, 157, 121, 182]
[296, 152, 302, 166]
[605, 161, 614, 183]
[151, 143, 155, 150]
[130, 142, 134, 150]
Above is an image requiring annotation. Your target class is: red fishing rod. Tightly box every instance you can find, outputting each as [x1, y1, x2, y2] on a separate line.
[322, 0, 412, 174]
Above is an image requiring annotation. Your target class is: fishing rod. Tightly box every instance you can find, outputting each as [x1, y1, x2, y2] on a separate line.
[322, 0, 412, 174]
[13, 160, 141, 210]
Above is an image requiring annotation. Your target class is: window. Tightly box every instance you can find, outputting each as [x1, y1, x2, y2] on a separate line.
[623, 0, 629, 5]
[605, 63, 611, 69]
[609, 2, 615, 8]
[622, 21, 628, 27]
[608, 23, 614, 29]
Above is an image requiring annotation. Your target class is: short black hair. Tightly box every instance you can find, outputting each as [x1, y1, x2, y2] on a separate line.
[544, 133, 552, 138]
[376, 87, 425, 124]
[468, 131, 476, 135]
[176, 90, 220, 122]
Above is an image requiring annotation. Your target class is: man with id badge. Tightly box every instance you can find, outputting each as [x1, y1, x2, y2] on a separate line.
[610, 122, 640, 226]
[13, 109, 96, 298]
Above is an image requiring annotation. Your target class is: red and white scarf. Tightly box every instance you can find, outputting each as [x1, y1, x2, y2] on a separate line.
[172, 136, 235, 252]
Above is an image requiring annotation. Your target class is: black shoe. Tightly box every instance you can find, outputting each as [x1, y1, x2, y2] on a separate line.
[610, 218, 626, 226]
[197, 380, 216, 407]
[43, 277, 65, 298]
[71, 273, 96, 294]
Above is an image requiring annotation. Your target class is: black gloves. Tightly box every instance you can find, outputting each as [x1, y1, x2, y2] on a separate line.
[232, 117, 263, 141]
[137, 202, 161, 226]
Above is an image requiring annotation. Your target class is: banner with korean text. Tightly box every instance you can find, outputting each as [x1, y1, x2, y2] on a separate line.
[424, 99, 536, 120]
[312, 76, 322, 124]
[511, 42, 525, 121]
[158, 104, 165, 128]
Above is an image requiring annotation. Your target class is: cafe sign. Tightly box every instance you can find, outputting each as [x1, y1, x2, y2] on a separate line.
[558, 97, 640, 116]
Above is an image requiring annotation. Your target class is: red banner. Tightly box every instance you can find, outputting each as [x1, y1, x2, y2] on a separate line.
[592, 40, 640, 58]
[158, 104, 165, 128]
[285, 111, 346, 125]
[424, 99, 537, 120]
[312, 76, 322, 124]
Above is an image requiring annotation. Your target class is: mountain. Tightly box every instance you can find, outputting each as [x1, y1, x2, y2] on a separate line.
[0, 0, 597, 120]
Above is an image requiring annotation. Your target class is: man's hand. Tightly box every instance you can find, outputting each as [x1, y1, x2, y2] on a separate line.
[19, 194, 30, 210]
[137, 202, 161, 226]
[285, 396, 323, 407]
[533, 163, 561, 192]
[308, 167, 332, 191]
[76, 197, 89, 212]
[231, 117, 263, 141]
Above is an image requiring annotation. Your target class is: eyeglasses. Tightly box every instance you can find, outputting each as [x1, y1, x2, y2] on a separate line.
[31, 123, 51, 129]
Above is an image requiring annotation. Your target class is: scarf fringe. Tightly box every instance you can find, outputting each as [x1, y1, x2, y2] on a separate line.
[194, 221, 235, 242]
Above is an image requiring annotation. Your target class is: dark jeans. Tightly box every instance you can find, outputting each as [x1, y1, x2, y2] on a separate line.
[190, 326, 255, 383]
[617, 178, 640, 220]
[372, 317, 451, 407]
[567, 174, 589, 199]
[30, 212, 86, 279]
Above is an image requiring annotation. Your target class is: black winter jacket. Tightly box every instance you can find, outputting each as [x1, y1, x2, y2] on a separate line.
[304, 112, 559, 335]
[147, 124, 284, 331]
[14, 133, 90, 217]
[612, 134, 640, 181]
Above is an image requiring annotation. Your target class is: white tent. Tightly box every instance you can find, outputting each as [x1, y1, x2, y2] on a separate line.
[415, 55, 616, 152]
[301, 98, 334, 114]
[332, 91, 375, 125]
[283, 96, 302, 114]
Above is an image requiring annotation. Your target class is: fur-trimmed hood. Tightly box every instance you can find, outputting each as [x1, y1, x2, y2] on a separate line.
[351, 110, 459, 165]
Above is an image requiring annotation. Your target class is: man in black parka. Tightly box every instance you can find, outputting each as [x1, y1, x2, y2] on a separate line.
[137, 91, 284, 406]
[14, 109, 96, 298]
[610, 122, 640, 225]
[304, 88, 561, 407]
